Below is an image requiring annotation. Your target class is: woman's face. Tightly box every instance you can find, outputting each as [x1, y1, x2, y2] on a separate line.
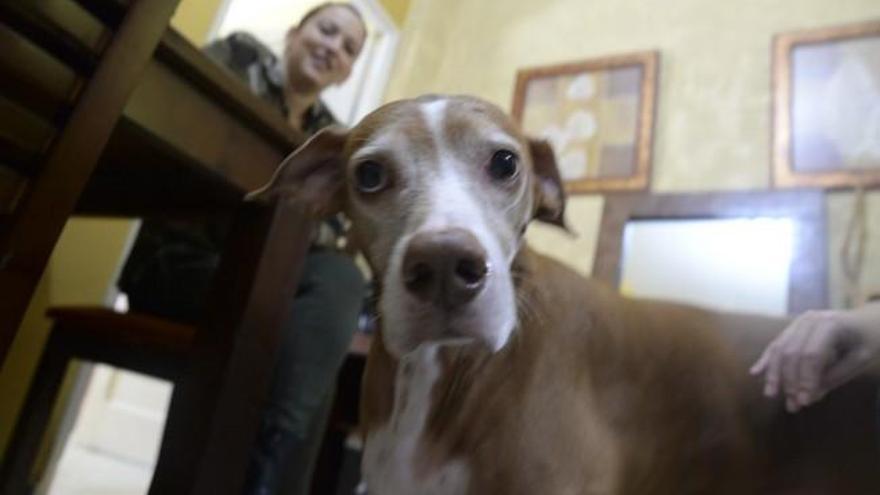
[285, 5, 366, 93]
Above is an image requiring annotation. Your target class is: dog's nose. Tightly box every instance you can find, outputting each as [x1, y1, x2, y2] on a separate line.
[402, 228, 488, 308]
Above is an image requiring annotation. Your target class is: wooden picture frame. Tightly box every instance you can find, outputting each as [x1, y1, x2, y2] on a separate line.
[593, 191, 828, 315]
[512, 51, 658, 194]
[772, 20, 880, 189]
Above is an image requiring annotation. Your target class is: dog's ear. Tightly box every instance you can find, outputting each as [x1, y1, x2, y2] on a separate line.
[246, 126, 348, 217]
[528, 139, 568, 229]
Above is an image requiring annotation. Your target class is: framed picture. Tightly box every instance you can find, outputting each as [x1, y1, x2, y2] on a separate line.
[773, 20, 880, 189]
[512, 51, 658, 194]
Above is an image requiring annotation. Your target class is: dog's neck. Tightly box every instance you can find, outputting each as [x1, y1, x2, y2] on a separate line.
[362, 319, 538, 492]
[361, 246, 619, 492]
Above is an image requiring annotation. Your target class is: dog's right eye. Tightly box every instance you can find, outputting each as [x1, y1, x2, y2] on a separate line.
[488, 150, 519, 182]
[354, 160, 388, 193]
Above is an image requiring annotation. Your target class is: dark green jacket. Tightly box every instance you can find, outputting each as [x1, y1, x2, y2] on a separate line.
[204, 32, 337, 133]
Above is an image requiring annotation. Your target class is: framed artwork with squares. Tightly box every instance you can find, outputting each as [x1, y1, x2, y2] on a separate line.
[512, 51, 658, 194]
[773, 20, 880, 189]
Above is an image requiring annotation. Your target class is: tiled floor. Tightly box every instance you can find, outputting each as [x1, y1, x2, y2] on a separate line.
[42, 444, 152, 495]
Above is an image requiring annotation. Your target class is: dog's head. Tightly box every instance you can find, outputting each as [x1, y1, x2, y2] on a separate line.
[251, 95, 566, 357]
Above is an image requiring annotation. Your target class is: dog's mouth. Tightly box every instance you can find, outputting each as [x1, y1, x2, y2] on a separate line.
[380, 261, 518, 357]
[391, 309, 488, 355]
[425, 314, 485, 345]
[420, 334, 478, 351]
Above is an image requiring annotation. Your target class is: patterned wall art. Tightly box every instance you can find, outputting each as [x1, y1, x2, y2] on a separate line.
[773, 20, 880, 189]
[512, 51, 658, 193]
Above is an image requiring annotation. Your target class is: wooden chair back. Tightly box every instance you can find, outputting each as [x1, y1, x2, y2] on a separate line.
[0, 0, 180, 362]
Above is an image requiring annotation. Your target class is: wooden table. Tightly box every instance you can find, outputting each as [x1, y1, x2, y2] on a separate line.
[3, 3, 334, 492]
[0, 9, 307, 365]
[78, 29, 303, 218]
[82, 27, 376, 350]
[79, 26, 375, 356]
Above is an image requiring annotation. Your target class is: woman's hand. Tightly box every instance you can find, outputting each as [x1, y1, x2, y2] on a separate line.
[750, 303, 880, 412]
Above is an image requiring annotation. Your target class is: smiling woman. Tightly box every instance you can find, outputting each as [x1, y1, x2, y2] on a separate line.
[212, 0, 401, 125]
[202, 3, 367, 133]
[281, 3, 366, 130]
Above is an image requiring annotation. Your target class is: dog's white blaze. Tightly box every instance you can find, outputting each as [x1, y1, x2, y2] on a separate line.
[380, 100, 520, 356]
[362, 344, 470, 494]
[423, 167, 516, 351]
[421, 99, 448, 138]
[420, 101, 516, 351]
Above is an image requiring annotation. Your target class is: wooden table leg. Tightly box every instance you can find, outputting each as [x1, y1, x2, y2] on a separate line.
[149, 199, 313, 495]
[0, 333, 71, 495]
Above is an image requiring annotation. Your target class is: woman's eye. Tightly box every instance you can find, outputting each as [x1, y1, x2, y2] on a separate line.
[488, 150, 519, 182]
[355, 161, 388, 193]
[320, 22, 337, 35]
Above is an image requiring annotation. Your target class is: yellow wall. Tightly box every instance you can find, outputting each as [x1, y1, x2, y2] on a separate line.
[379, 0, 411, 26]
[0, 0, 225, 461]
[0, 220, 137, 459]
[0, 277, 51, 460]
[170, 0, 226, 44]
[385, 0, 880, 305]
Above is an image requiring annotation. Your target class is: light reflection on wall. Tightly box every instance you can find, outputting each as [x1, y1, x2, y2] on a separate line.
[620, 218, 795, 316]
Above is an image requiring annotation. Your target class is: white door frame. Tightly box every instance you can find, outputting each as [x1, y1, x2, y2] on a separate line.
[330, 0, 399, 123]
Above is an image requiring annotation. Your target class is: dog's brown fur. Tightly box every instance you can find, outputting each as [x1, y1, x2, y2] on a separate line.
[363, 248, 880, 494]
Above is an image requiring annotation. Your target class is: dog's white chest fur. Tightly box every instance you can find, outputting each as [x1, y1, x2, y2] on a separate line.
[362, 344, 470, 495]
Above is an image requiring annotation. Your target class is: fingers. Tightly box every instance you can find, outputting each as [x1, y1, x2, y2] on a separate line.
[751, 311, 837, 412]
[751, 329, 787, 399]
[762, 340, 783, 398]
[780, 320, 817, 412]
[749, 347, 770, 375]
[751, 317, 803, 398]
[791, 320, 834, 410]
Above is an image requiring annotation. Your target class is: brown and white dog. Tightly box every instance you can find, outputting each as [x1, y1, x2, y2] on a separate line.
[253, 95, 880, 494]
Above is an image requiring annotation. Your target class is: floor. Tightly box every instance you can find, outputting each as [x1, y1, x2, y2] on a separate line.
[41, 444, 152, 495]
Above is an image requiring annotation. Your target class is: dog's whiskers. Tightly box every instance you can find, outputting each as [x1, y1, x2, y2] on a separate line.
[515, 290, 545, 329]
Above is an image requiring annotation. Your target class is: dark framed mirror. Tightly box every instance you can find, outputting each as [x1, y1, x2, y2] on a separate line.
[593, 191, 827, 316]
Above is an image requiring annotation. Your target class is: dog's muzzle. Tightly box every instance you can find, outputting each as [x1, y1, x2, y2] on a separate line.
[401, 228, 489, 311]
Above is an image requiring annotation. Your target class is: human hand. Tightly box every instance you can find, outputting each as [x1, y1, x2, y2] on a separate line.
[750, 305, 880, 413]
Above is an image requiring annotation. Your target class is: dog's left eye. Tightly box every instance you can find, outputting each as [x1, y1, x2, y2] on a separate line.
[488, 150, 519, 182]
[354, 160, 388, 193]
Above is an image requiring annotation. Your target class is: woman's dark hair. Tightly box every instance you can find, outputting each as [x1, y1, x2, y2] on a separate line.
[298, 2, 365, 30]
